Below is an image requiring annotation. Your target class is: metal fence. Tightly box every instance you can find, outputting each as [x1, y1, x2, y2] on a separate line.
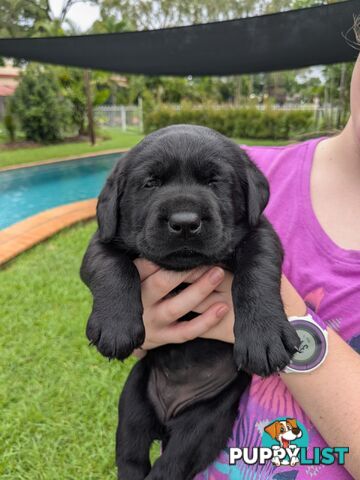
[89, 100, 345, 133]
[171, 102, 345, 130]
[94, 101, 143, 132]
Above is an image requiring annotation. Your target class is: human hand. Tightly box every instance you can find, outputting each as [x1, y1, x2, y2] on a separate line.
[133, 259, 306, 357]
[196, 270, 306, 343]
[132, 259, 230, 357]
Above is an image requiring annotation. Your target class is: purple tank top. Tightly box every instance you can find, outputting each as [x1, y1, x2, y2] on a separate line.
[195, 138, 360, 480]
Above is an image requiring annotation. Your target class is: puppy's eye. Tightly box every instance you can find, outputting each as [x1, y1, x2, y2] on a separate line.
[280, 427, 285, 433]
[143, 177, 161, 189]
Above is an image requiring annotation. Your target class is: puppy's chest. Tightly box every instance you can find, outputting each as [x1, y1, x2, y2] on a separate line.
[146, 339, 237, 424]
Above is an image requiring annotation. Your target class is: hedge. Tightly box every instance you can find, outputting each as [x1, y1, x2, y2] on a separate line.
[144, 105, 314, 140]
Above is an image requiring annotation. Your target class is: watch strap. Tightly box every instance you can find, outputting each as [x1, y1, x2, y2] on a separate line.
[305, 306, 327, 330]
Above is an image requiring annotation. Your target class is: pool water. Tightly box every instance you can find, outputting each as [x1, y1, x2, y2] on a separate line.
[0, 153, 122, 229]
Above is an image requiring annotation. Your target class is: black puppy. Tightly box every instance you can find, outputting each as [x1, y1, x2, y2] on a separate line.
[80, 125, 300, 480]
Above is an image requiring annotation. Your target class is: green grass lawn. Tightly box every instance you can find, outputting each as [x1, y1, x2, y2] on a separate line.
[0, 126, 288, 170]
[0, 129, 144, 169]
[0, 221, 162, 479]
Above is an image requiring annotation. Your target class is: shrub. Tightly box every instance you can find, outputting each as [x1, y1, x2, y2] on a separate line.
[144, 105, 314, 140]
[12, 64, 72, 143]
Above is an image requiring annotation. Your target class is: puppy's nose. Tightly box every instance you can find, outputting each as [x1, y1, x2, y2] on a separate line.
[168, 212, 201, 235]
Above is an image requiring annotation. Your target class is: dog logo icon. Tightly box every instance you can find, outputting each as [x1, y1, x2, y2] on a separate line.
[264, 418, 303, 466]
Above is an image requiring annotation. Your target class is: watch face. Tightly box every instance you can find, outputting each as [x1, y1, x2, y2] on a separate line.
[288, 319, 326, 372]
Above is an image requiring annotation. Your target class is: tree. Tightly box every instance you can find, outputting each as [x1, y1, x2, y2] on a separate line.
[84, 69, 95, 145]
[57, 67, 88, 135]
[0, 0, 50, 38]
[12, 64, 72, 143]
[56, 65, 111, 138]
[0, 0, 99, 38]
[28, 1, 111, 144]
[99, 0, 259, 30]
[91, 14, 131, 33]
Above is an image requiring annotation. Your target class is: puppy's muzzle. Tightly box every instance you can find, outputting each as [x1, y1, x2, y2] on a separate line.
[168, 211, 202, 236]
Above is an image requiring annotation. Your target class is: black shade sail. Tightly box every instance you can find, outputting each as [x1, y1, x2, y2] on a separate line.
[0, 0, 358, 76]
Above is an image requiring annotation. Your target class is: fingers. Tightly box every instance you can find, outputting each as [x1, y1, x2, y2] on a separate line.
[201, 309, 235, 343]
[141, 265, 210, 305]
[193, 292, 226, 314]
[132, 348, 147, 359]
[165, 303, 229, 344]
[186, 267, 233, 294]
[184, 266, 213, 284]
[157, 267, 226, 324]
[134, 261, 232, 351]
[133, 258, 161, 281]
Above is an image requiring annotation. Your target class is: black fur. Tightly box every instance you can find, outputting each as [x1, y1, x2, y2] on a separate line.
[80, 125, 300, 479]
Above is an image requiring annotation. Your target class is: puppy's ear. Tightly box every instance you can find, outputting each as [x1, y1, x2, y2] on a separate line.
[244, 157, 269, 227]
[97, 161, 124, 243]
[264, 421, 278, 439]
[286, 418, 298, 429]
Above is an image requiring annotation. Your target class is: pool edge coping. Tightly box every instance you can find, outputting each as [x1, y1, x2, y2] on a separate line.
[0, 148, 129, 172]
[0, 199, 97, 266]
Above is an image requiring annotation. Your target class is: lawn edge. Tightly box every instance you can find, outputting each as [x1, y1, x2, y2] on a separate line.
[0, 148, 129, 172]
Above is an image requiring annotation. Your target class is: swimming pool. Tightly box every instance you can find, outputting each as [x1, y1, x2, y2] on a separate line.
[0, 153, 122, 229]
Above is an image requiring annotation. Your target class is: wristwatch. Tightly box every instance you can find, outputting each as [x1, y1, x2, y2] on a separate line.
[283, 309, 328, 374]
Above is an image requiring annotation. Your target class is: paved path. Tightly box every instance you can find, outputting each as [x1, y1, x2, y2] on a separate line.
[0, 199, 97, 266]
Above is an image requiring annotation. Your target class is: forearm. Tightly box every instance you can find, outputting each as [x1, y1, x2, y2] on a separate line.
[281, 279, 360, 477]
[260, 279, 360, 476]
[204, 275, 360, 476]
[281, 328, 360, 479]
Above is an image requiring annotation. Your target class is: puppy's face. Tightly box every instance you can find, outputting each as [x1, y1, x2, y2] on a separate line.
[265, 419, 302, 446]
[97, 125, 269, 270]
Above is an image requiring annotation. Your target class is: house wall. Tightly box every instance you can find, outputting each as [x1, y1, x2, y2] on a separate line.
[0, 76, 18, 89]
[0, 96, 6, 120]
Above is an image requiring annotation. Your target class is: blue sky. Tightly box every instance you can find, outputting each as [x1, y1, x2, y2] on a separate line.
[49, 0, 100, 32]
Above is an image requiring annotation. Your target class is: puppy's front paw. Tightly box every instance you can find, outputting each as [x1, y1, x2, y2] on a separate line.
[234, 313, 300, 376]
[86, 301, 144, 360]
